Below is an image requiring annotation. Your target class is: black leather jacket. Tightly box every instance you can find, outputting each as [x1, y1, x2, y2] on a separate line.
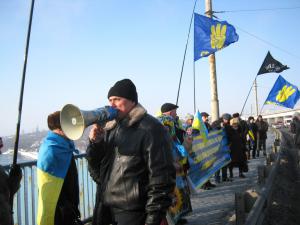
[0, 165, 22, 225]
[86, 104, 175, 225]
[0, 166, 12, 225]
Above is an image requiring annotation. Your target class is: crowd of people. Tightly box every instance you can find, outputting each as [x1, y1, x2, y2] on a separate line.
[183, 111, 269, 187]
[0, 78, 275, 225]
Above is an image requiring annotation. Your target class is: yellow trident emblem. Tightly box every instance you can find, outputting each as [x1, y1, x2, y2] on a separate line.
[210, 23, 227, 49]
[276, 85, 296, 102]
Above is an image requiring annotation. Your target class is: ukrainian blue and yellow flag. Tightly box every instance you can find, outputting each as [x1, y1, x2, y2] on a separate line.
[248, 129, 255, 144]
[194, 13, 239, 61]
[37, 131, 77, 225]
[192, 110, 208, 143]
[264, 75, 300, 109]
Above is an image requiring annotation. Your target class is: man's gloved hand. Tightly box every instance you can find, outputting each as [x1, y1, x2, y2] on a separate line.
[8, 164, 22, 196]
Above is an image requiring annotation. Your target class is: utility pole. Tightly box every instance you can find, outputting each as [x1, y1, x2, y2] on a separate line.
[254, 78, 259, 116]
[205, 0, 220, 122]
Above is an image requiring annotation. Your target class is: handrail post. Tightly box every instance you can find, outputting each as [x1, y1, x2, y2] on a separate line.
[235, 192, 245, 225]
[257, 165, 266, 185]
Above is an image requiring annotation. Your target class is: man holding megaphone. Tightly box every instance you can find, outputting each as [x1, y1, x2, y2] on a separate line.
[86, 79, 176, 225]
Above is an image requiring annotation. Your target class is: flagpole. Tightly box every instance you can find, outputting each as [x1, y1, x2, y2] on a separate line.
[176, 0, 198, 105]
[254, 78, 259, 116]
[10, 0, 35, 221]
[12, 0, 35, 166]
[259, 104, 265, 115]
[193, 54, 196, 114]
[240, 75, 258, 116]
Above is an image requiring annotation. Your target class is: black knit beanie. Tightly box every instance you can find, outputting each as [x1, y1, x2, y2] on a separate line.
[107, 79, 138, 103]
[161, 103, 178, 113]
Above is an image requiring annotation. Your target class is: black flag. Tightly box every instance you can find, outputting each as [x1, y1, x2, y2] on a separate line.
[257, 51, 289, 75]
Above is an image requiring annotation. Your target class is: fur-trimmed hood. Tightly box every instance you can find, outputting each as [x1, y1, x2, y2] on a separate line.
[104, 103, 147, 130]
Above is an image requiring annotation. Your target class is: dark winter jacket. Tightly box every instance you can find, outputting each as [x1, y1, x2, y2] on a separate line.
[238, 119, 249, 144]
[0, 165, 22, 225]
[290, 117, 300, 147]
[256, 120, 268, 140]
[247, 122, 258, 139]
[225, 126, 247, 166]
[86, 104, 176, 225]
[55, 157, 80, 225]
[0, 166, 12, 225]
[211, 118, 223, 130]
[204, 121, 212, 132]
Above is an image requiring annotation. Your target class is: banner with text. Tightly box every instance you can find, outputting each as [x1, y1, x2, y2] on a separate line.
[188, 129, 231, 190]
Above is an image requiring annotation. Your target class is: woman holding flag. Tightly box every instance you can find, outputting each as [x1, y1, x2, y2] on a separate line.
[158, 103, 192, 225]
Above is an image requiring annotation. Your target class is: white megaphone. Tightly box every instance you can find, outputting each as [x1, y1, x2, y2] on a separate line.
[60, 104, 118, 140]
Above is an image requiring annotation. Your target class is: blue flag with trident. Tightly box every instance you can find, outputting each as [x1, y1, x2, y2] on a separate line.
[194, 13, 239, 61]
[187, 129, 231, 190]
[264, 75, 300, 109]
[187, 111, 231, 190]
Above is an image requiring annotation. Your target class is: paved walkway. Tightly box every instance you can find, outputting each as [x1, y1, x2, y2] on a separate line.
[185, 132, 276, 225]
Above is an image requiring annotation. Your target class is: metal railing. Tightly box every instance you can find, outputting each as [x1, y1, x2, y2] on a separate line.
[3, 153, 94, 225]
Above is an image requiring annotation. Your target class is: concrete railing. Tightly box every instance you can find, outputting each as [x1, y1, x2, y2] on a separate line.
[235, 128, 281, 225]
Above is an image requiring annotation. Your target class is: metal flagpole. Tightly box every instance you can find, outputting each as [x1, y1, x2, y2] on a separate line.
[259, 98, 266, 115]
[254, 78, 259, 116]
[12, 0, 35, 166]
[176, 0, 198, 105]
[10, 1, 35, 223]
[193, 58, 196, 114]
[240, 75, 258, 116]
